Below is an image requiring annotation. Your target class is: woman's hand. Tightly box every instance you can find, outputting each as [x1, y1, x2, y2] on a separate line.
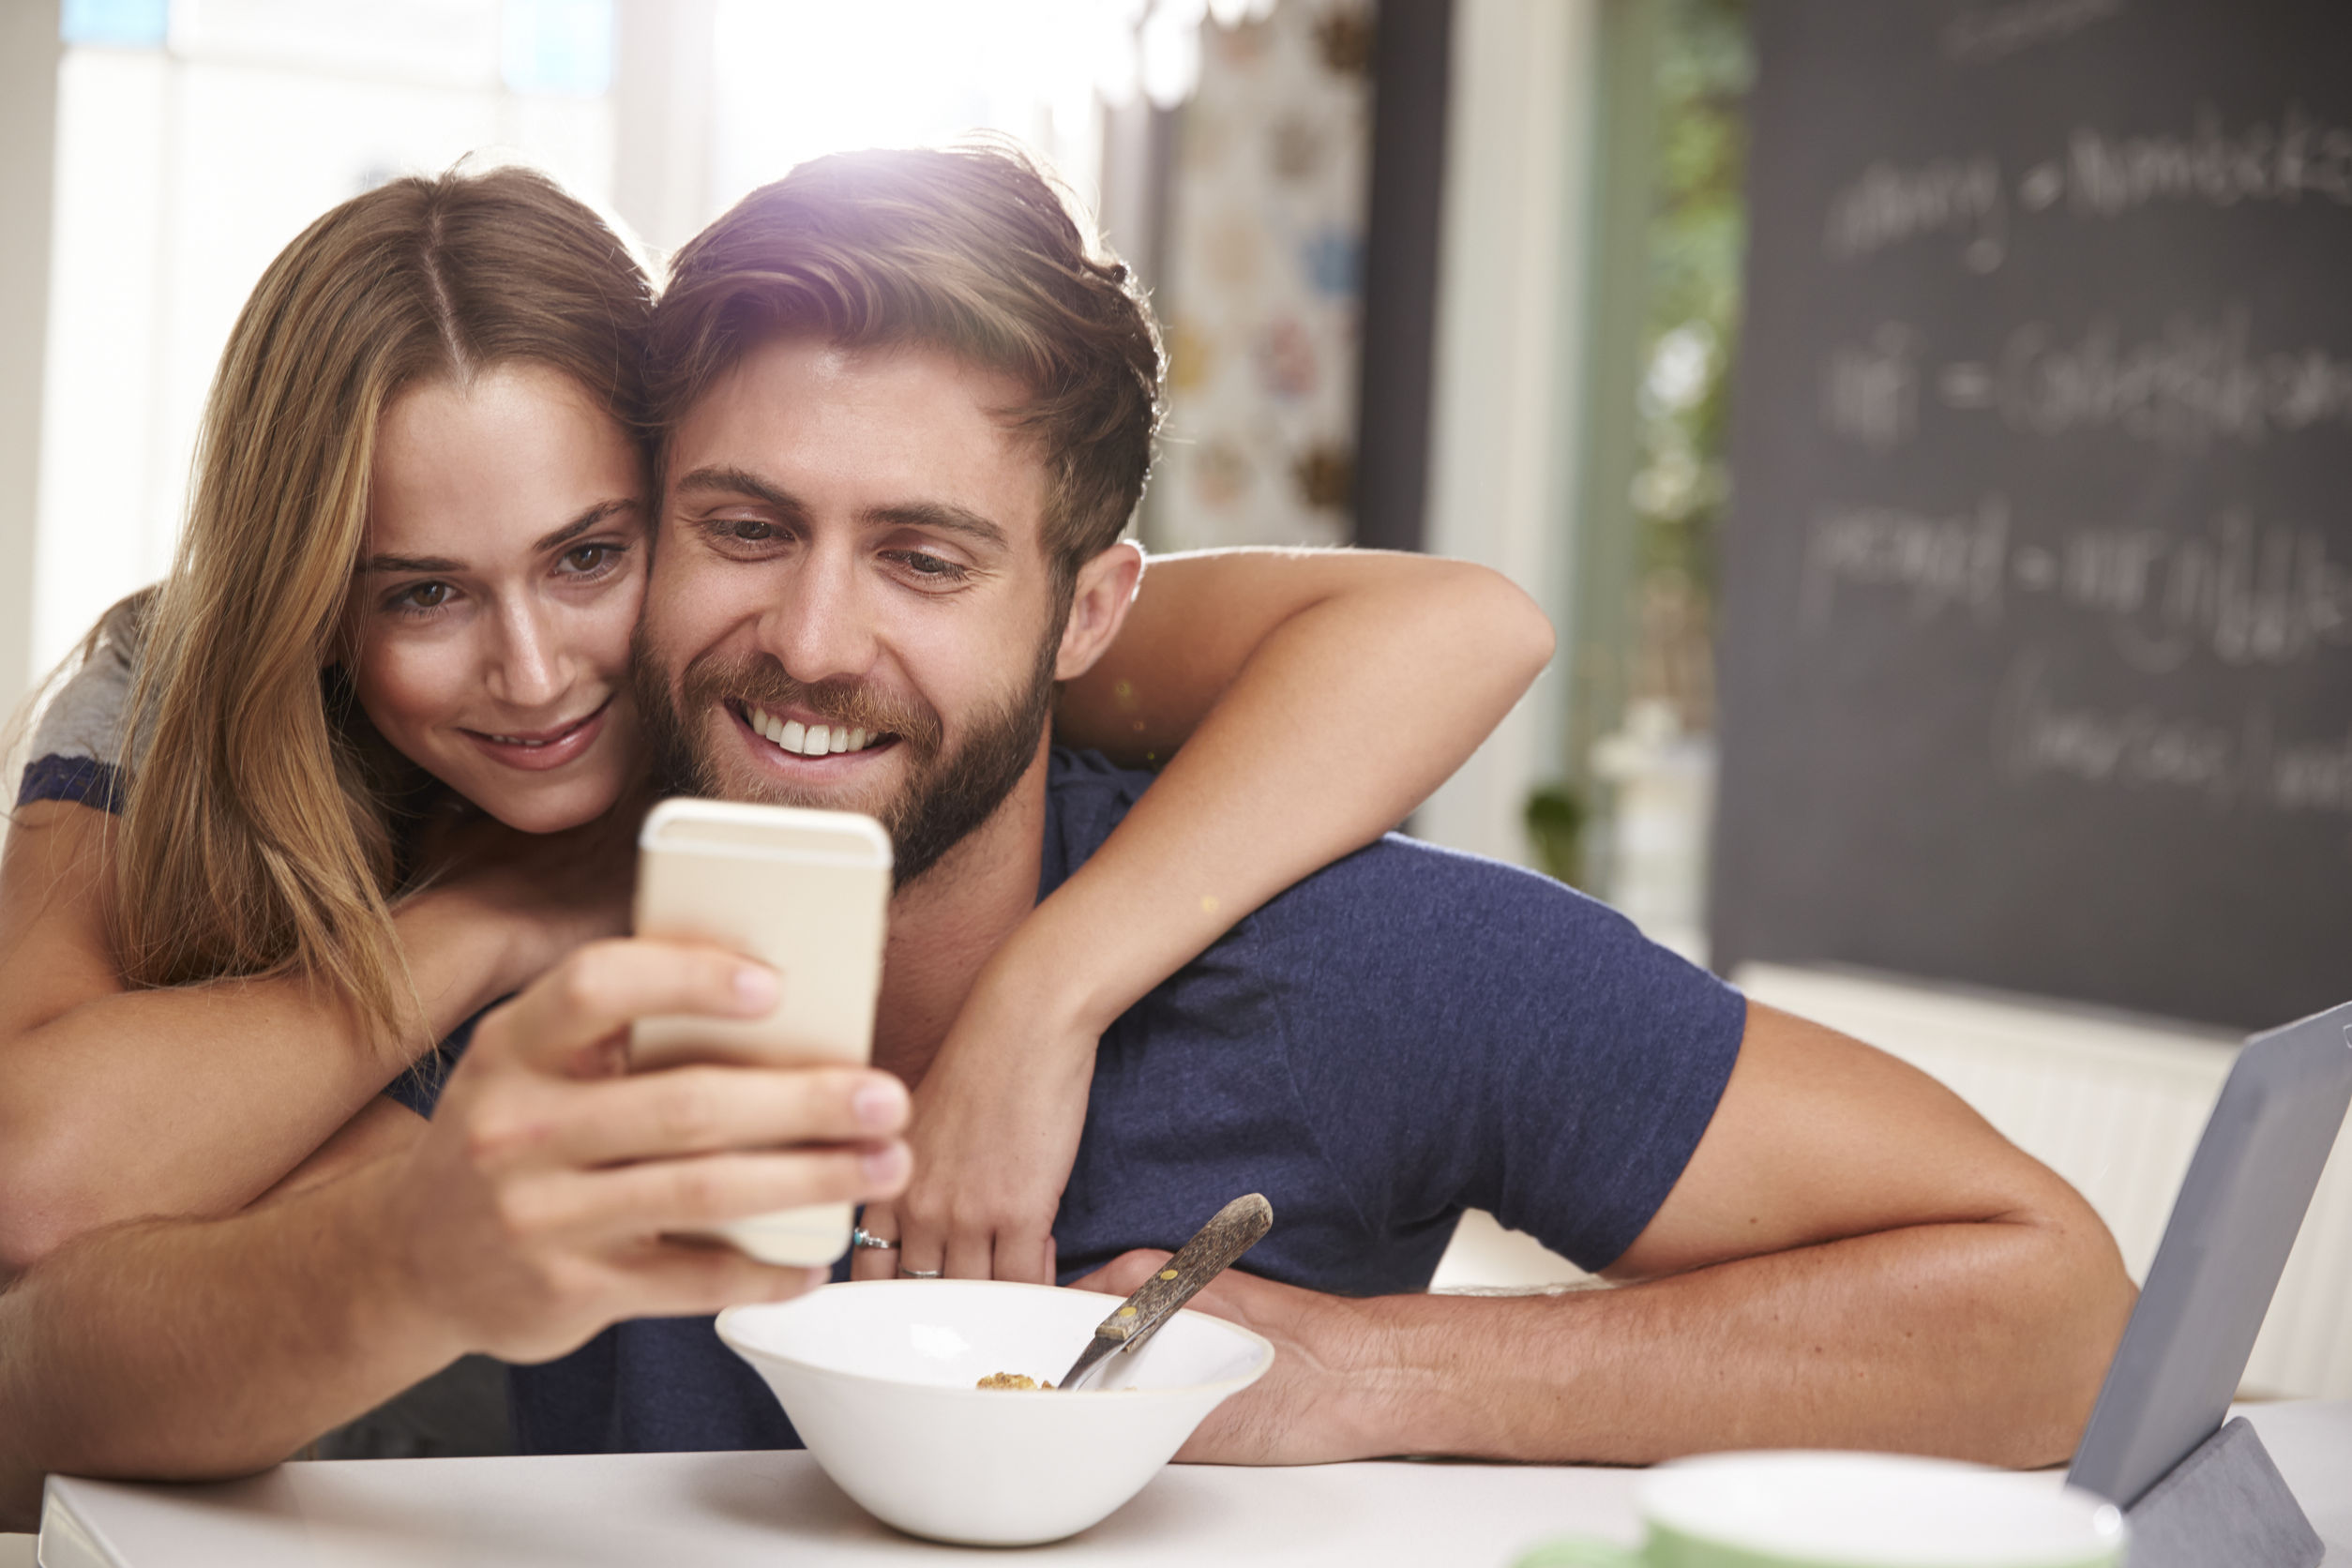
[850, 949, 1102, 1285]
[421, 807, 639, 996]
[856, 549, 1552, 1287]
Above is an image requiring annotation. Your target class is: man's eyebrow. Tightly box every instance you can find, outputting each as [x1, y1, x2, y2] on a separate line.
[672, 465, 806, 517]
[867, 502, 1009, 551]
[533, 498, 639, 555]
[672, 467, 1007, 550]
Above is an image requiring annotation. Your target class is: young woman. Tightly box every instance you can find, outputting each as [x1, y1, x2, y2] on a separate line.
[0, 164, 1551, 1289]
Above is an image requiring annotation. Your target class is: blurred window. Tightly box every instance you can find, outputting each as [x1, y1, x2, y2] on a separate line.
[33, 0, 615, 677]
[705, 0, 1168, 228]
[31, 0, 1243, 679]
[60, 0, 168, 48]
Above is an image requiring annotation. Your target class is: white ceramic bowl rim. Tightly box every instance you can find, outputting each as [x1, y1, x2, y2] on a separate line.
[1641, 1451, 2126, 1567]
[715, 1279, 1277, 1403]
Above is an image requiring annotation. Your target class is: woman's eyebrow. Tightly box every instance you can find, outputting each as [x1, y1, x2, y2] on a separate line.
[358, 500, 640, 576]
[360, 552, 462, 574]
[534, 498, 639, 554]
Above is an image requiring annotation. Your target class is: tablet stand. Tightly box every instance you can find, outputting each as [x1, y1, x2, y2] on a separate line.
[2121, 1418, 2322, 1568]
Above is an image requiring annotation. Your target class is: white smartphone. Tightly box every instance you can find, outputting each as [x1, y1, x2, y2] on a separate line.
[630, 798, 893, 1267]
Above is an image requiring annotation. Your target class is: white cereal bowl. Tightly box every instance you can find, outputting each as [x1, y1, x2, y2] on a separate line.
[716, 1278, 1275, 1546]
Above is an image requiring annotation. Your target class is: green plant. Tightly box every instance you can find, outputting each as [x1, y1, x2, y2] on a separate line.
[1524, 782, 1589, 888]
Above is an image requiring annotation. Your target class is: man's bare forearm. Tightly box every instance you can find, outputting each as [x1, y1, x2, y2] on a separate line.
[0, 1155, 460, 1530]
[1346, 1214, 2133, 1470]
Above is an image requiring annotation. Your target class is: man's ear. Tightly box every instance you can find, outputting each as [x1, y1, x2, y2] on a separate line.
[1053, 540, 1145, 682]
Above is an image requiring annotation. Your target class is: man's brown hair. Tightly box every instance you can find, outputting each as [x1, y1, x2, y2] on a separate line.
[648, 141, 1163, 584]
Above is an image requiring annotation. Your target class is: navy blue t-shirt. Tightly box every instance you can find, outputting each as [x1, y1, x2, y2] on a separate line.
[415, 749, 1745, 1454]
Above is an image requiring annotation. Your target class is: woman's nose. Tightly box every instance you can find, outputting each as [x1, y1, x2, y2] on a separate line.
[487, 600, 566, 709]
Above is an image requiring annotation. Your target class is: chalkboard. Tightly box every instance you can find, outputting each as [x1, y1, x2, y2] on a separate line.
[1711, 0, 2352, 1031]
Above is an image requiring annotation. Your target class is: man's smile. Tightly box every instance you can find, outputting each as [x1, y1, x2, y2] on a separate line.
[727, 700, 900, 766]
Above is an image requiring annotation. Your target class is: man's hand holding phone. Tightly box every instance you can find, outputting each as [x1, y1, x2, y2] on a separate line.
[380, 937, 911, 1364]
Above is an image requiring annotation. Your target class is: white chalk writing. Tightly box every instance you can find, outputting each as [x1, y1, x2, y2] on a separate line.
[1992, 655, 2239, 803]
[1802, 496, 2008, 629]
[1992, 654, 2352, 826]
[1823, 104, 2352, 276]
[1940, 0, 2124, 68]
[2274, 731, 2352, 814]
[1998, 309, 2352, 449]
[1819, 309, 2352, 451]
[1823, 158, 2007, 272]
[1822, 324, 1920, 449]
[2066, 104, 2352, 217]
[1802, 503, 2352, 671]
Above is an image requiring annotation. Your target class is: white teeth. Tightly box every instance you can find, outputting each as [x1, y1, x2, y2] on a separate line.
[746, 705, 882, 758]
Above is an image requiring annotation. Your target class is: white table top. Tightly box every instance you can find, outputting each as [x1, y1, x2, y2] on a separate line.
[38, 1402, 2351, 1568]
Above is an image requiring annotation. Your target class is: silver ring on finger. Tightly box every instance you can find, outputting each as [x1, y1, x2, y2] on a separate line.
[850, 1227, 898, 1252]
[897, 1267, 943, 1279]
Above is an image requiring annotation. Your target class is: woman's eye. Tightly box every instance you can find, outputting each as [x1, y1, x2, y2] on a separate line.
[559, 543, 617, 574]
[391, 581, 451, 613]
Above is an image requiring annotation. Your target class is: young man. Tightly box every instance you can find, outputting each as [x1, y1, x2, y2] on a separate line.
[0, 146, 2133, 1526]
[595, 143, 2135, 1468]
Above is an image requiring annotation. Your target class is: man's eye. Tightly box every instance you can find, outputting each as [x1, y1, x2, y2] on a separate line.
[897, 550, 968, 580]
[390, 581, 451, 613]
[724, 520, 776, 542]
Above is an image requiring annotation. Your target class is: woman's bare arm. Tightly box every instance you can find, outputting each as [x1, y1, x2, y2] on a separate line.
[864, 547, 1555, 1281]
[0, 801, 594, 1271]
[1044, 546, 1553, 1022]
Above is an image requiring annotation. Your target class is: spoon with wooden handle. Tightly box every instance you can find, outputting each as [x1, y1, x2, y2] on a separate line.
[1057, 1193, 1274, 1392]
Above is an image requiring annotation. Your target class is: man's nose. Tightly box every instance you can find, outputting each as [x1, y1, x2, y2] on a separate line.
[762, 548, 879, 686]
[485, 597, 567, 709]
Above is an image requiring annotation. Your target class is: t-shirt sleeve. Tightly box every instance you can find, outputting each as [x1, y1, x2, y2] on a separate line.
[16, 754, 126, 812]
[1267, 841, 1747, 1274]
[15, 598, 144, 814]
[382, 998, 505, 1120]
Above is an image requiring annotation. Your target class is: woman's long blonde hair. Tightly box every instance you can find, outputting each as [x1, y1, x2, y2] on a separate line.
[109, 164, 654, 1048]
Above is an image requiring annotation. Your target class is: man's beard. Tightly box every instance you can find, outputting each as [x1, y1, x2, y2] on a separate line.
[633, 626, 1060, 890]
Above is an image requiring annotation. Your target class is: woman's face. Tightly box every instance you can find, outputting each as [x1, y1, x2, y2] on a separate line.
[348, 362, 647, 834]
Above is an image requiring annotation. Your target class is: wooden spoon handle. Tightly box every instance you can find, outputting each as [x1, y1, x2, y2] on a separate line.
[1098, 1193, 1274, 1350]
[1058, 1194, 1274, 1391]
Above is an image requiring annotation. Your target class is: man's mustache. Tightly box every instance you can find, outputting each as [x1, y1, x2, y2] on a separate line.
[674, 652, 944, 755]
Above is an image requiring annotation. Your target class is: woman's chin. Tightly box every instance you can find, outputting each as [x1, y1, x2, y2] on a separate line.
[458, 774, 628, 837]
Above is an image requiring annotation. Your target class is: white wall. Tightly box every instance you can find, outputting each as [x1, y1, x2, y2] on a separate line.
[0, 6, 60, 725]
[1413, 0, 1600, 865]
[611, 0, 716, 256]
[1742, 964, 2352, 1401]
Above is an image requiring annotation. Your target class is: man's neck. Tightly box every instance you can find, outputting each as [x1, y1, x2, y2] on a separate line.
[869, 737, 1052, 1091]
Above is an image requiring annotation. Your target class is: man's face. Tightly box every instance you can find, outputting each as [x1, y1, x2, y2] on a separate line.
[636, 337, 1067, 886]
